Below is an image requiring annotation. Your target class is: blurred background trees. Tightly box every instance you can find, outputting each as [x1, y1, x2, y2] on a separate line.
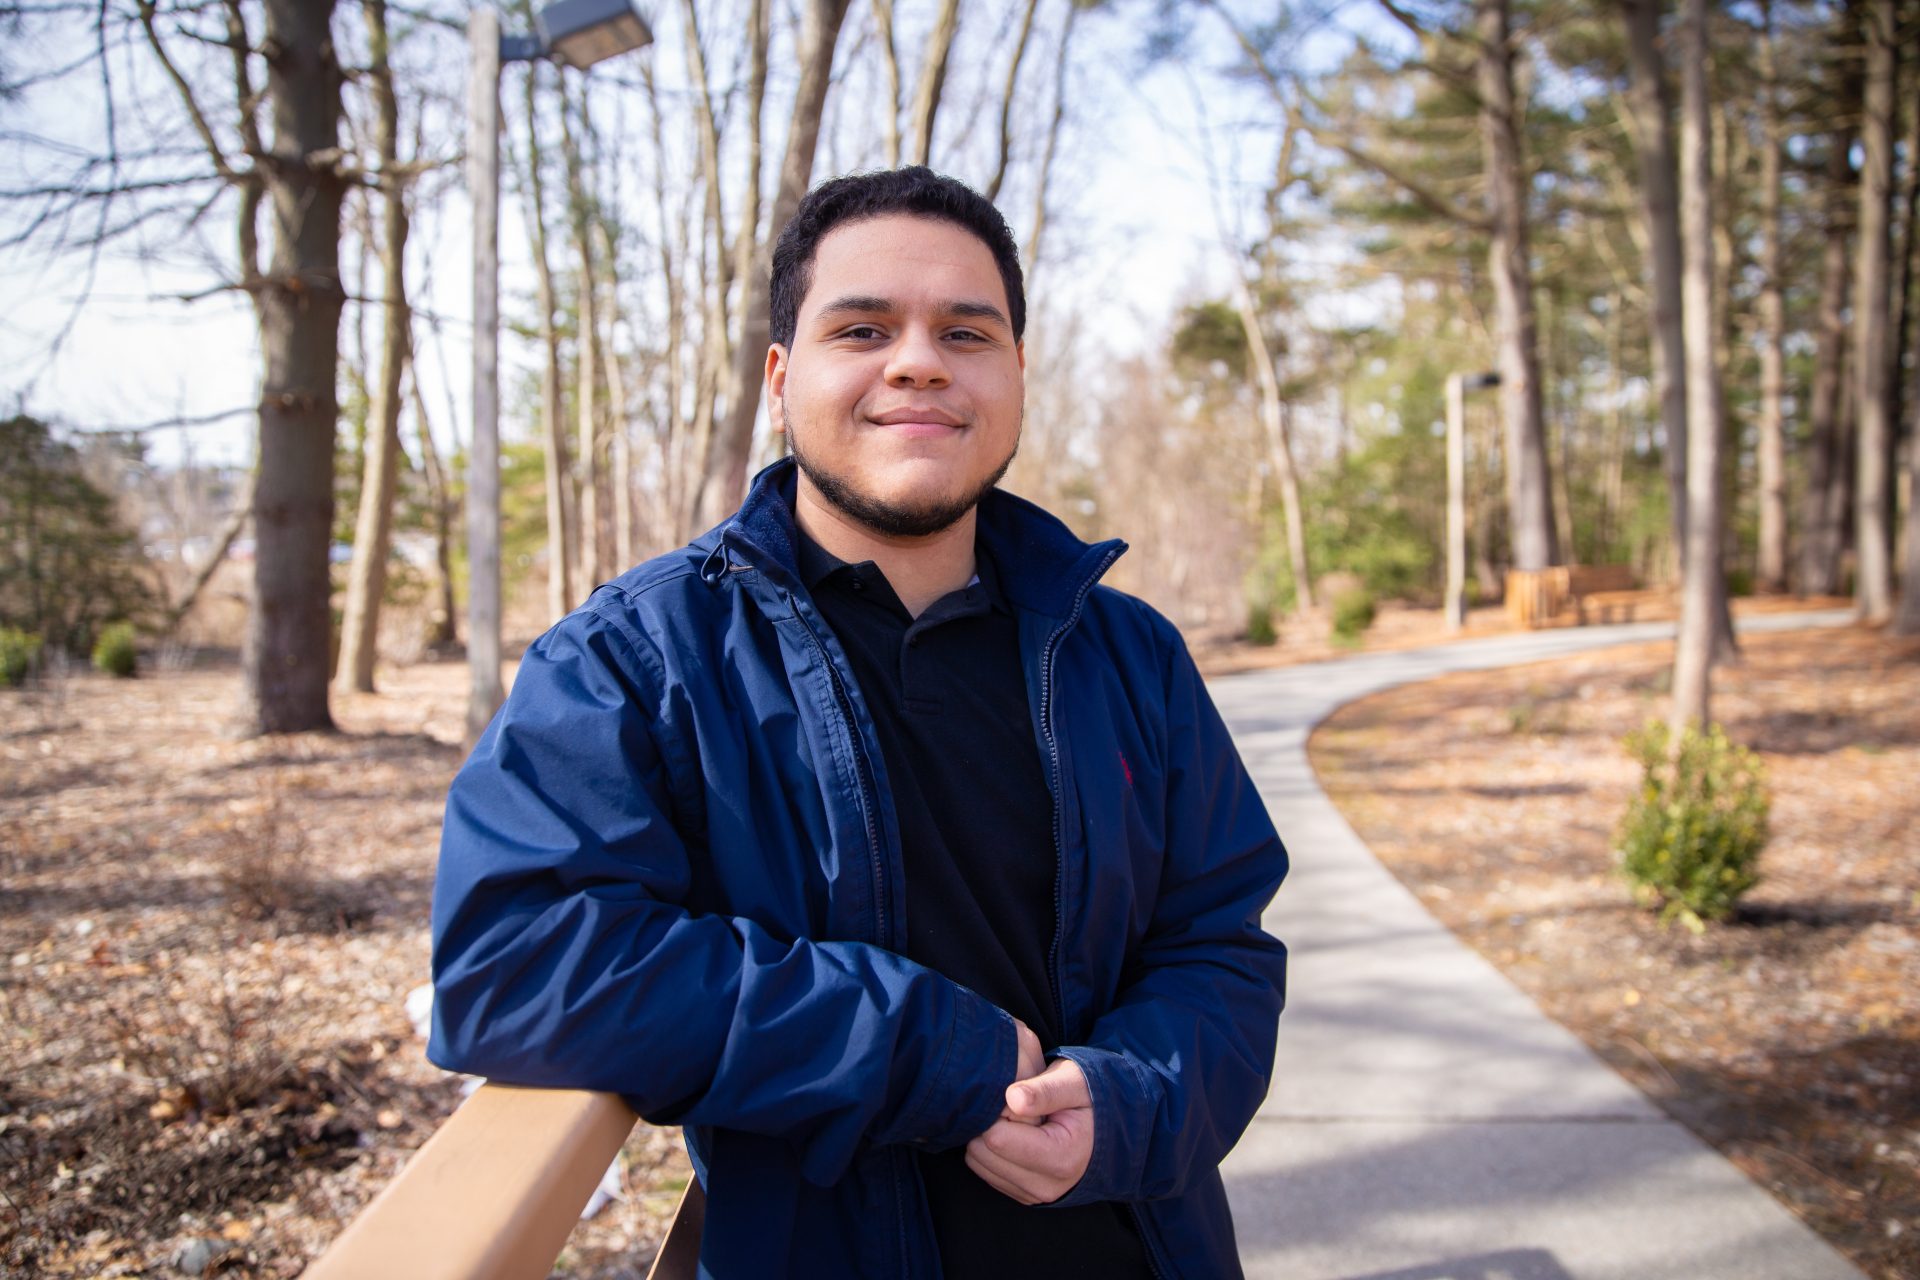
[3, 0, 1917, 731]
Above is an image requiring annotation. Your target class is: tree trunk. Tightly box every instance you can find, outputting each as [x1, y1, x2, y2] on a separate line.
[335, 0, 408, 694]
[871, 0, 901, 168]
[905, 0, 961, 167]
[169, 468, 255, 627]
[1476, 0, 1558, 573]
[1231, 277, 1312, 613]
[243, 0, 345, 735]
[1024, 0, 1079, 282]
[559, 79, 603, 592]
[985, 0, 1042, 202]
[1670, 0, 1728, 733]
[695, 0, 852, 529]
[1619, 0, 1689, 577]
[408, 356, 456, 649]
[594, 215, 634, 572]
[518, 63, 573, 621]
[1803, 120, 1857, 596]
[641, 63, 688, 543]
[1899, 395, 1920, 630]
[1854, 0, 1898, 622]
[1756, 0, 1788, 592]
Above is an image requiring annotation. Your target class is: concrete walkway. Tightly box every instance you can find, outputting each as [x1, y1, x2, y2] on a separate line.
[1211, 610, 1865, 1280]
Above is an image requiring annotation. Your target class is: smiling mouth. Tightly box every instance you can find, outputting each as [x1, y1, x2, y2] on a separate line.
[869, 408, 965, 429]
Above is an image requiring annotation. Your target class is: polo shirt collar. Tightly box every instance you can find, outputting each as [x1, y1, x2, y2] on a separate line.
[723, 457, 1127, 620]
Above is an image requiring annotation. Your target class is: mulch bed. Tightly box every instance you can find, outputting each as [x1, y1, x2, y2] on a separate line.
[0, 653, 689, 1278]
[1307, 622, 1920, 1280]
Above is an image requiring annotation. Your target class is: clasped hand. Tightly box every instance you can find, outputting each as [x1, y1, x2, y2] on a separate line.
[964, 1018, 1093, 1206]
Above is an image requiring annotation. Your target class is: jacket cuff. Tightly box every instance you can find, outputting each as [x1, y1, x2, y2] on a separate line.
[892, 988, 1016, 1152]
[1044, 1045, 1151, 1206]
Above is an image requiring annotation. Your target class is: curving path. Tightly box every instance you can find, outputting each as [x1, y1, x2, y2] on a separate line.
[1209, 610, 1866, 1280]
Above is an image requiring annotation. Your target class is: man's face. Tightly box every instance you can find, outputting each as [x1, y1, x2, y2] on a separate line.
[767, 213, 1025, 539]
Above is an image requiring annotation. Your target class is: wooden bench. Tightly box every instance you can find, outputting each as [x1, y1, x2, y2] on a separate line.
[1505, 565, 1641, 629]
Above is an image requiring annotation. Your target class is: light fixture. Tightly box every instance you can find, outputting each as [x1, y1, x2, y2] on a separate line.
[534, 0, 652, 69]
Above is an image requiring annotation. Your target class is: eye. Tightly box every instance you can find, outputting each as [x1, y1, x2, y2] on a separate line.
[945, 327, 990, 343]
[836, 324, 886, 341]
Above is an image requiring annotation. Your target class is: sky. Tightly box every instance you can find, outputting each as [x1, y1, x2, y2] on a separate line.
[0, 1, 1378, 475]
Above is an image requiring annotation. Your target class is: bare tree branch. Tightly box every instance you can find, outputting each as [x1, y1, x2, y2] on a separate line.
[135, 0, 243, 182]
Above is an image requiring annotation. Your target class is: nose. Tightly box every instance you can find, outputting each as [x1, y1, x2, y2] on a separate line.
[883, 325, 951, 388]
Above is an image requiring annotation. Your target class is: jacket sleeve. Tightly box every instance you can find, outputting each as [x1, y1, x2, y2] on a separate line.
[427, 601, 1016, 1186]
[1049, 621, 1288, 1206]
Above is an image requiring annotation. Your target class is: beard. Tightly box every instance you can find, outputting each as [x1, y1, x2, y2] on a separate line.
[783, 403, 1020, 539]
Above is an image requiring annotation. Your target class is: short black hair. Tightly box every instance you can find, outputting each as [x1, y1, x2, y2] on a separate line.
[769, 166, 1026, 347]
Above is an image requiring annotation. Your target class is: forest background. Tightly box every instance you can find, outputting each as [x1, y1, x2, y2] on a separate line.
[2, 0, 1918, 1276]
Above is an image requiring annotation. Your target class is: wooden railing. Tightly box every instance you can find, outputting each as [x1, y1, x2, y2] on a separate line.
[304, 1085, 641, 1280]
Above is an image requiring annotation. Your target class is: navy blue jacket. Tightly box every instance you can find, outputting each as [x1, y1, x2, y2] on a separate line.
[429, 459, 1288, 1278]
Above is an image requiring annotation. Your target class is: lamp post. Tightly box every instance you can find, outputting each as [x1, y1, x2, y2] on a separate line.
[1445, 370, 1501, 633]
[466, 0, 652, 748]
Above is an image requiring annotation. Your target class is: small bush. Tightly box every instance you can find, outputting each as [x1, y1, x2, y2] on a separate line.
[91, 620, 138, 677]
[1245, 601, 1278, 647]
[1616, 721, 1769, 929]
[0, 627, 41, 686]
[1330, 587, 1376, 646]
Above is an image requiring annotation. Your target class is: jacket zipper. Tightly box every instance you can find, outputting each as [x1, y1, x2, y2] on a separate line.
[1038, 550, 1170, 1280]
[1036, 547, 1124, 1043]
[1128, 1204, 1173, 1279]
[794, 604, 913, 1277]
[796, 610, 890, 949]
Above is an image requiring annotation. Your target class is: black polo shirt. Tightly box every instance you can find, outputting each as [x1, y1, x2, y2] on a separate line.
[797, 530, 1152, 1279]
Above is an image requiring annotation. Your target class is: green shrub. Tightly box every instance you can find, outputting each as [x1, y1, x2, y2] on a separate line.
[0, 627, 41, 686]
[92, 620, 138, 678]
[1616, 721, 1769, 929]
[1330, 587, 1376, 646]
[1245, 601, 1277, 647]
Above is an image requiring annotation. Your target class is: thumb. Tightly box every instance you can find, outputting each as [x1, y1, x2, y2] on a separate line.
[1005, 1059, 1089, 1118]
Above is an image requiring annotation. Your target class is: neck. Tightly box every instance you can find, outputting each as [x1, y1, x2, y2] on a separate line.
[793, 477, 978, 618]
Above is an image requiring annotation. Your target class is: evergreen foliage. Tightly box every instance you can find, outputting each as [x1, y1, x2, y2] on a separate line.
[91, 620, 138, 678]
[0, 415, 158, 657]
[1329, 583, 1376, 645]
[0, 627, 41, 687]
[1616, 721, 1769, 929]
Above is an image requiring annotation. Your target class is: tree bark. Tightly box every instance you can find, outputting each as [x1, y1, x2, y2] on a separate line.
[1854, 0, 1898, 622]
[243, 0, 346, 735]
[1024, 0, 1079, 281]
[906, 0, 961, 167]
[1803, 120, 1857, 596]
[1231, 277, 1312, 613]
[168, 468, 255, 627]
[1476, 0, 1559, 573]
[871, 0, 902, 168]
[985, 0, 1042, 202]
[516, 63, 573, 621]
[559, 78, 603, 592]
[1670, 0, 1728, 733]
[695, 0, 853, 529]
[1898, 395, 1920, 630]
[336, 0, 408, 694]
[1755, 0, 1788, 592]
[640, 63, 688, 542]
[408, 353, 456, 649]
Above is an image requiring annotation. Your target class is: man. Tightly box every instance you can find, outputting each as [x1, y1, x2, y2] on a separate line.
[430, 167, 1287, 1279]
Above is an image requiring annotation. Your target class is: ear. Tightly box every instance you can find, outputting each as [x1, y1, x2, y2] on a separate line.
[1015, 340, 1025, 374]
[765, 344, 790, 432]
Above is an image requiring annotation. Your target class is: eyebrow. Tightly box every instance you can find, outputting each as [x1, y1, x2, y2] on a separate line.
[813, 294, 1011, 330]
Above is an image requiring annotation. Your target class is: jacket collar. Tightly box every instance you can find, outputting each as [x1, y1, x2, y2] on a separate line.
[716, 457, 1127, 620]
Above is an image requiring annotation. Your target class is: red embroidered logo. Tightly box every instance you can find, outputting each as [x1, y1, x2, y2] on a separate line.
[1118, 750, 1133, 788]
